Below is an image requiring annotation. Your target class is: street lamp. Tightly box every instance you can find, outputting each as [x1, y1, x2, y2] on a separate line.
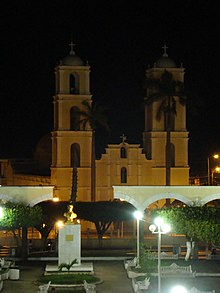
[133, 210, 143, 268]
[211, 166, 220, 185]
[149, 217, 171, 293]
[207, 154, 219, 185]
[56, 220, 64, 229]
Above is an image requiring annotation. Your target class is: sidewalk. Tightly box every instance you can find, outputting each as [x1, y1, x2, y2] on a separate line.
[2, 262, 43, 292]
[2, 260, 134, 293]
[2, 259, 220, 292]
[94, 260, 133, 293]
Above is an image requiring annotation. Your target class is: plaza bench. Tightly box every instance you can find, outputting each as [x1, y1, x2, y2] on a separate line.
[38, 281, 51, 293]
[0, 268, 9, 280]
[0, 258, 14, 269]
[132, 276, 150, 293]
[126, 267, 148, 279]
[124, 257, 137, 270]
[189, 287, 215, 293]
[161, 263, 196, 277]
[83, 280, 96, 293]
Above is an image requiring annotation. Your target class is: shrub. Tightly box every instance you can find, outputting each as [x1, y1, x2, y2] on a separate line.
[139, 245, 157, 275]
[58, 259, 77, 272]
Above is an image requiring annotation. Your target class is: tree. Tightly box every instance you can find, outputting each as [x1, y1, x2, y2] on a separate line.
[76, 100, 109, 202]
[0, 202, 42, 260]
[74, 201, 136, 241]
[152, 206, 220, 260]
[35, 201, 68, 250]
[70, 166, 78, 205]
[145, 71, 187, 195]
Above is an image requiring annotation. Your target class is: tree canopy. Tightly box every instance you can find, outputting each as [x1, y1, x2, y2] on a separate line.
[145, 70, 187, 190]
[76, 100, 110, 202]
[0, 201, 43, 259]
[35, 201, 68, 248]
[153, 206, 220, 244]
[78, 100, 110, 132]
[74, 200, 136, 239]
[0, 201, 42, 230]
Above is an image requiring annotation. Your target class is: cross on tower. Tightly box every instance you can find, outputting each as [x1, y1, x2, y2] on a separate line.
[162, 44, 168, 56]
[120, 134, 127, 144]
[69, 41, 76, 55]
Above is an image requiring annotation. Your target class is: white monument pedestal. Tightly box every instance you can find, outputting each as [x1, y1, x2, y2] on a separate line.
[58, 223, 81, 266]
[46, 222, 93, 273]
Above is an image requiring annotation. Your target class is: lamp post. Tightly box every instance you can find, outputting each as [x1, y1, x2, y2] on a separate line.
[149, 217, 171, 293]
[133, 210, 143, 268]
[208, 154, 219, 185]
[211, 166, 220, 185]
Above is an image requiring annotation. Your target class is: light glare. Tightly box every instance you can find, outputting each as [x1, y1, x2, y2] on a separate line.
[56, 220, 64, 228]
[161, 223, 171, 233]
[154, 217, 164, 227]
[215, 166, 220, 172]
[170, 285, 188, 293]
[134, 210, 143, 220]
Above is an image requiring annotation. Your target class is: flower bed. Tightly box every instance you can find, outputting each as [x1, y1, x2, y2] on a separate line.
[38, 273, 100, 285]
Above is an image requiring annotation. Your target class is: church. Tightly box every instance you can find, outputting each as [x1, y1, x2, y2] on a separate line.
[0, 44, 189, 204]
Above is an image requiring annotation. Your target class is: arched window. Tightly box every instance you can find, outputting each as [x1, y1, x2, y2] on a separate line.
[121, 167, 127, 183]
[69, 74, 76, 94]
[70, 106, 80, 130]
[71, 143, 80, 167]
[120, 147, 127, 158]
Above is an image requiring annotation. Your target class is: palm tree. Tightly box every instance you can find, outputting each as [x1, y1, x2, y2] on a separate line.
[145, 70, 187, 194]
[77, 100, 109, 202]
[70, 166, 78, 205]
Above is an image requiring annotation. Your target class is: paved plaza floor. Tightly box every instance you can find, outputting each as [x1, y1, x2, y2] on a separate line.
[2, 259, 220, 292]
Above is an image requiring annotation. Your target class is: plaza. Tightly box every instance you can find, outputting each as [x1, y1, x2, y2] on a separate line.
[2, 259, 220, 293]
[1, 3, 220, 293]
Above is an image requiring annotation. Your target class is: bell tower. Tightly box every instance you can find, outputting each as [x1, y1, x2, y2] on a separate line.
[143, 46, 189, 185]
[51, 43, 92, 200]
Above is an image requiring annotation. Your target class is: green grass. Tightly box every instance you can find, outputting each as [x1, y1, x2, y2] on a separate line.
[38, 273, 100, 285]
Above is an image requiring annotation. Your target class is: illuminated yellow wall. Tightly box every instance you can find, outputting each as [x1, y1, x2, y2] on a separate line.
[1, 50, 189, 202]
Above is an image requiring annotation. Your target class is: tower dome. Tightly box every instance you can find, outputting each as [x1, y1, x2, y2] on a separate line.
[155, 45, 176, 68]
[61, 42, 84, 66]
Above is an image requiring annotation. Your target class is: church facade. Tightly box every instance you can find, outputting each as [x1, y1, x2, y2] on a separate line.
[0, 45, 189, 202]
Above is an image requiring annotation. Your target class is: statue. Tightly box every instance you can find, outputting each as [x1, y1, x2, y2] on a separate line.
[64, 204, 77, 223]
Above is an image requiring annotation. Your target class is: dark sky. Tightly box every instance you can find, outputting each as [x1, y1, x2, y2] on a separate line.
[1, 1, 220, 175]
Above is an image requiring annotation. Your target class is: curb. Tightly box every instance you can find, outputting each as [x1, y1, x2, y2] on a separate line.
[195, 273, 220, 277]
[49, 279, 103, 288]
[28, 256, 128, 261]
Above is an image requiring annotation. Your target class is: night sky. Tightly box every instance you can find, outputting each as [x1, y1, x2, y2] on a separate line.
[1, 1, 220, 176]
